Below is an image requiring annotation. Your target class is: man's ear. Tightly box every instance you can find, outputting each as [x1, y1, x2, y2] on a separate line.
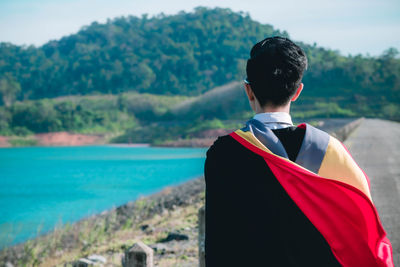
[244, 83, 255, 101]
[291, 83, 303, 102]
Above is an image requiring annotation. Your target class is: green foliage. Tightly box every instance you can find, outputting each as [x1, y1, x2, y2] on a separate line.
[0, 73, 21, 107]
[186, 119, 242, 134]
[292, 102, 356, 119]
[0, 7, 399, 144]
[111, 122, 190, 144]
[19, 240, 41, 266]
[0, 108, 12, 135]
[0, 7, 285, 99]
[382, 104, 400, 119]
[112, 118, 242, 144]
[186, 119, 225, 133]
[0, 95, 140, 135]
[11, 100, 61, 132]
[169, 81, 251, 120]
[299, 46, 400, 103]
[121, 92, 191, 121]
[11, 126, 33, 136]
[8, 137, 38, 147]
[1, 7, 398, 106]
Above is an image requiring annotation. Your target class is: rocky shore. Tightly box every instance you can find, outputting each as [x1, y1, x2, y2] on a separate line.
[0, 178, 206, 266]
[0, 117, 364, 266]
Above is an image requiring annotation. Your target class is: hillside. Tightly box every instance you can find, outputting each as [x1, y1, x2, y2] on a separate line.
[0, 7, 399, 145]
[1, 7, 399, 102]
[0, 7, 285, 99]
[0, 81, 398, 147]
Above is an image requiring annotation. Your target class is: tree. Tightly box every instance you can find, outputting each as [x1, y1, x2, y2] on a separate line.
[0, 73, 21, 107]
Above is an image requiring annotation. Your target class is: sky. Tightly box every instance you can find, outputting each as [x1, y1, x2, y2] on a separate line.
[0, 0, 399, 56]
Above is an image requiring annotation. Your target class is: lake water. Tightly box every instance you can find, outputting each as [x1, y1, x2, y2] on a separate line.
[0, 145, 207, 248]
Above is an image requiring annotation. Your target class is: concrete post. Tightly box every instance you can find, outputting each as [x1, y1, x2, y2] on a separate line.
[125, 241, 154, 267]
[198, 206, 205, 267]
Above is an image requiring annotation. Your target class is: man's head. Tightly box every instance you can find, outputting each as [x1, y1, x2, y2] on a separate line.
[245, 36, 308, 110]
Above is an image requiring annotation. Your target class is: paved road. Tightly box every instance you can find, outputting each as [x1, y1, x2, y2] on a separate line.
[344, 119, 400, 265]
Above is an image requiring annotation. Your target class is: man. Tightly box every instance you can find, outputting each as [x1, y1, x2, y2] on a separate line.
[204, 37, 393, 266]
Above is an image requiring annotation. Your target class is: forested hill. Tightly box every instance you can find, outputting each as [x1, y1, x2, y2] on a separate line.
[1, 6, 399, 103]
[0, 7, 399, 143]
[0, 7, 285, 100]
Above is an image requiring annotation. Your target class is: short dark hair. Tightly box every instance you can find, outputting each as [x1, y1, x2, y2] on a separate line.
[245, 36, 308, 107]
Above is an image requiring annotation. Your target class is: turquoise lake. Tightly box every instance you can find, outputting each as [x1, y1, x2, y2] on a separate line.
[0, 145, 207, 248]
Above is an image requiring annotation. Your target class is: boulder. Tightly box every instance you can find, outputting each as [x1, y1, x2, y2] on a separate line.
[160, 232, 189, 243]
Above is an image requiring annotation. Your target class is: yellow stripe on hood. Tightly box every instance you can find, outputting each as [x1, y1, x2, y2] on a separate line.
[318, 136, 372, 200]
[234, 129, 372, 201]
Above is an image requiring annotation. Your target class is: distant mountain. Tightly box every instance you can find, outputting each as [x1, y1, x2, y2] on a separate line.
[0, 7, 286, 100]
[0, 7, 397, 105]
[0, 7, 399, 140]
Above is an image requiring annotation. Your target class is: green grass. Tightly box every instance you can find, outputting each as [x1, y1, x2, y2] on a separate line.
[0, 184, 205, 266]
[9, 137, 38, 147]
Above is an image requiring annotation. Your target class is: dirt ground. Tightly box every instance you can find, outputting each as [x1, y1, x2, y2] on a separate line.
[35, 132, 104, 146]
[0, 132, 105, 147]
[0, 136, 9, 147]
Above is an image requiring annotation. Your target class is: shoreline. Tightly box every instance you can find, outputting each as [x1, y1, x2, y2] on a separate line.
[0, 177, 206, 266]
[0, 118, 365, 265]
[106, 143, 151, 147]
[0, 117, 362, 149]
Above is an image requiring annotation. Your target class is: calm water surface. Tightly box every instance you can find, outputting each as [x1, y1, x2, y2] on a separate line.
[0, 145, 207, 248]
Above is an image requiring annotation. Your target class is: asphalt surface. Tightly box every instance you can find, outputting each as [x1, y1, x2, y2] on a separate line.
[344, 119, 400, 265]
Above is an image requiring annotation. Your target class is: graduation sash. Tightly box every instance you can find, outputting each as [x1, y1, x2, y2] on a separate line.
[230, 120, 393, 267]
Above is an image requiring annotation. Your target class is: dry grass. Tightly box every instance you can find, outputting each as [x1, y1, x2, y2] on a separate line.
[0, 178, 205, 267]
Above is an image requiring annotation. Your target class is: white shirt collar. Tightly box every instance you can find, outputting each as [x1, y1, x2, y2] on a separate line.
[252, 112, 293, 129]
